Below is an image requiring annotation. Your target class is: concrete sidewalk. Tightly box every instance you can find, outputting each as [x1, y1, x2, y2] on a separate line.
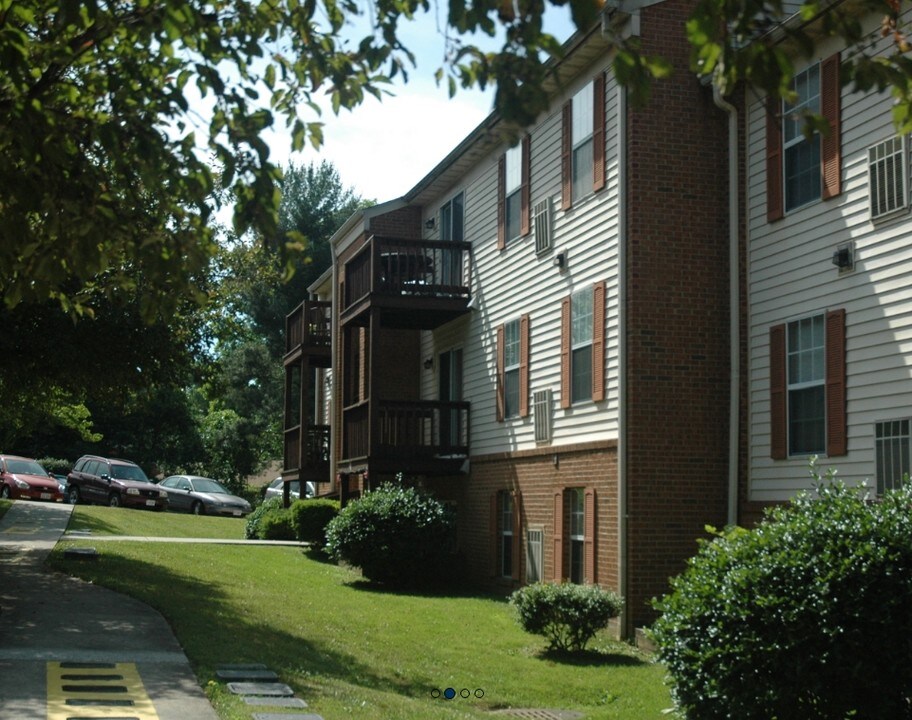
[0, 501, 220, 720]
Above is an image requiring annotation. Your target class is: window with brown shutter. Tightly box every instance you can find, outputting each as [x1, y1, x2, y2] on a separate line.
[560, 297, 572, 409]
[583, 487, 596, 584]
[497, 155, 506, 250]
[496, 324, 505, 422]
[592, 281, 606, 402]
[770, 309, 846, 459]
[519, 314, 530, 418]
[499, 137, 531, 249]
[521, 135, 531, 236]
[766, 52, 841, 220]
[553, 490, 564, 581]
[593, 73, 606, 192]
[561, 102, 572, 211]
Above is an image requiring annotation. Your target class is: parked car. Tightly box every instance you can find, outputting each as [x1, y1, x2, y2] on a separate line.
[156, 475, 252, 517]
[0, 455, 64, 502]
[66, 455, 168, 510]
[263, 477, 315, 502]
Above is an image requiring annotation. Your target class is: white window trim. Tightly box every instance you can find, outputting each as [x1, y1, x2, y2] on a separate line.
[868, 135, 908, 222]
[786, 313, 826, 457]
[782, 62, 821, 213]
[503, 319, 521, 419]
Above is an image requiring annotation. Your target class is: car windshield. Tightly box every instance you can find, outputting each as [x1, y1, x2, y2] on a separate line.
[6, 460, 47, 475]
[110, 464, 150, 482]
[193, 478, 228, 494]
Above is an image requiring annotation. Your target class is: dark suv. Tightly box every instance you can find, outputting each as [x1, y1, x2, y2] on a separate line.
[66, 455, 168, 510]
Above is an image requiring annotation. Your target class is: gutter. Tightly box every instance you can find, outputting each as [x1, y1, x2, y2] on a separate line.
[712, 75, 740, 527]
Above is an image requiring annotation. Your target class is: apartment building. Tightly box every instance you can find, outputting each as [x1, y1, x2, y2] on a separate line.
[282, 0, 738, 637]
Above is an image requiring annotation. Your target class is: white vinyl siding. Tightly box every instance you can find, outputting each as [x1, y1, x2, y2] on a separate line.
[747, 12, 912, 499]
[422, 60, 620, 456]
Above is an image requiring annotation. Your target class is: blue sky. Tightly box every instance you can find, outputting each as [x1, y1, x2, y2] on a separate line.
[264, 8, 578, 203]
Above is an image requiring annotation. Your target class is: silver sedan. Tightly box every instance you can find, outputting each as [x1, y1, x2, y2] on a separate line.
[157, 475, 252, 517]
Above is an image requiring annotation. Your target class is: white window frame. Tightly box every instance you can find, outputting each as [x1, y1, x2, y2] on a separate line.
[570, 288, 593, 404]
[571, 82, 594, 204]
[500, 491, 514, 578]
[525, 527, 543, 583]
[868, 135, 908, 221]
[568, 488, 585, 584]
[875, 419, 911, 494]
[503, 319, 521, 419]
[504, 144, 522, 243]
[787, 314, 826, 456]
[783, 63, 822, 212]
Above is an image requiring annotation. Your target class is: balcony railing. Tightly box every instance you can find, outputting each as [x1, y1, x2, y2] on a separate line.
[342, 236, 471, 316]
[341, 399, 470, 467]
[285, 300, 331, 355]
[283, 423, 331, 473]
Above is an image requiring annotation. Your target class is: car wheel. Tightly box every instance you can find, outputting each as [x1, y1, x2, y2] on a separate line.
[0, 485, 10, 499]
[108, 493, 121, 508]
[67, 486, 80, 505]
[191, 500, 204, 515]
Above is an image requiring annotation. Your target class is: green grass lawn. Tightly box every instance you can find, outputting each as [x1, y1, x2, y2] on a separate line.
[50, 509, 672, 719]
[66, 504, 247, 539]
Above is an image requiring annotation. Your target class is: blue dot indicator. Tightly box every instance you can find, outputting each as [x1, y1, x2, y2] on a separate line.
[443, 687, 456, 700]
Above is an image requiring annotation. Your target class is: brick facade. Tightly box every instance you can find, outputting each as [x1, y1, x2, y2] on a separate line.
[623, 0, 733, 629]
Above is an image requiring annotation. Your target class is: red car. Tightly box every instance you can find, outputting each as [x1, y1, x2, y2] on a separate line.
[0, 454, 64, 502]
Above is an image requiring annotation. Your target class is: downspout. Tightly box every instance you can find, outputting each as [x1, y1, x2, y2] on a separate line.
[712, 76, 740, 527]
[329, 242, 339, 496]
[616, 82, 630, 639]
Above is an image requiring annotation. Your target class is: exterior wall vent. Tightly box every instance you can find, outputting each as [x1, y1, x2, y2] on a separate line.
[533, 388, 553, 443]
[533, 198, 552, 255]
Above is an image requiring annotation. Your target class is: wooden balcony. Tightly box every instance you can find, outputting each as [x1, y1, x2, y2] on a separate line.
[283, 423, 331, 482]
[340, 399, 470, 476]
[285, 300, 331, 366]
[340, 236, 472, 330]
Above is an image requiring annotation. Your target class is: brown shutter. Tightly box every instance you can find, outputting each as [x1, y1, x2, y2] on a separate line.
[584, 487, 596, 584]
[766, 96, 784, 222]
[592, 280, 606, 402]
[553, 491, 564, 581]
[490, 493, 498, 577]
[519, 314, 530, 418]
[560, 296, 571, 408]
[821, 53, 842, 200]
[497, 154, 506, 250]
[561, 101, 572, 210]
[826, 308, 847, 456]
[770, 324, 787, 459]
[593, 73, 606, 193]
[496, 324, 505, 422]
[511, 491, 522, 581]
[520, 134, 531, 236]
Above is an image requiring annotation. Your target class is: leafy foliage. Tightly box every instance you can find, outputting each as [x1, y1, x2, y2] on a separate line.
[244, 496, 284, 540]
[290, 498, 340, 545]
[259, 509, 296, 541]
[651, 466, 912, 720]
[324, 483, 456, 587]
[510, 582, 623, 652]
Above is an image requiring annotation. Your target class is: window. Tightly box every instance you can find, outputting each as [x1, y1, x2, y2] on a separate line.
[496, 316, 529, 421]
[439, 192, 464, 242]
[500, 491, 514, 578]
[526, 528, 543, 583]
[553, 487, 596, 584]
[787, 315, 825, 455]
[876, 419, 911, 494]
[770, 309, 846, 459]
[766, 53, 841, 221]
[497, 136, 530, 249]
[783, 64, 822, 212]
[560, 282, 605, 408]
[561, 74, 606, 210]
[569, 488, 585, 584]
[571, 288, 593, 404]
[503, 320, 520, 419]
[571, 84, 594, 205]
[869, 136, 908, 220]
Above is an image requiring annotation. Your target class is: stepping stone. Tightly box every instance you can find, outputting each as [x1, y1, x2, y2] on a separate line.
[217, 663, 269, 671]
[252, 714, 324, 720]
[245, 697, 308, 708]
[226, 682, 294, 697]
[63, 547, 98, 560]
[216, 668, 278, 681]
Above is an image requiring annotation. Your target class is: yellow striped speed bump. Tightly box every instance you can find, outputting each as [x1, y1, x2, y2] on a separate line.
[47, 661, 160, 720]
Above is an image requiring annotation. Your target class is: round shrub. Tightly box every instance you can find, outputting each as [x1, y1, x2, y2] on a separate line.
[651, 476, 912, 720]
[259, 509, 296, 540]
[245, 496, 284, 539]
[324, 483, 455, 587]
[510, 582, 622, 652]
[290, 498, 340, 544]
